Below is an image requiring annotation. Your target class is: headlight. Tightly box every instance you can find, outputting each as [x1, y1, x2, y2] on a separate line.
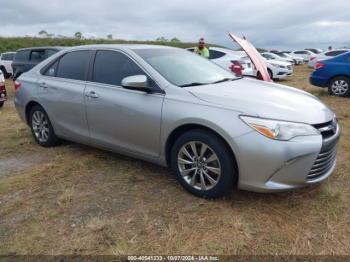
[240, 116, 320, 141]
[270, 63, 285, 69]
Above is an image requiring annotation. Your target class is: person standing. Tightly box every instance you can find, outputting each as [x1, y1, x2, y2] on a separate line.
[194, 38, 209, 59]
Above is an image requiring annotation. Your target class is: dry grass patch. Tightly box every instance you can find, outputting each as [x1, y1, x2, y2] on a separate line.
[0, 67, 349, 255]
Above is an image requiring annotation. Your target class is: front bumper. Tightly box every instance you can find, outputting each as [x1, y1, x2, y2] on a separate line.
[274, 67, 293, 79]
[232, 122, 340, 193]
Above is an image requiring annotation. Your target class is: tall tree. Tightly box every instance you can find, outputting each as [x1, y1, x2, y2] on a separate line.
[38, 30, 48, 37]
[170, 37, 181, 43]
[107, 34, 113, 40]
[74, 32, 83, 39]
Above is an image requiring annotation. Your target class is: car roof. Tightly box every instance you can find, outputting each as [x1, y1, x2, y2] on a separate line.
[16, 46, 66, 52]
[1, 51, 16, 54]
[67, 44, 177, 51]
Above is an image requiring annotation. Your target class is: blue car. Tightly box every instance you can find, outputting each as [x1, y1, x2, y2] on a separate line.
[310, 51, 350, 97]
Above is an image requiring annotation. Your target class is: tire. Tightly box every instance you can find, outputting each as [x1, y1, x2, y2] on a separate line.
[0, 67, 9, 79]
[170, 129, 237, 198]
[293, 59, 297, 65]
[0, 101, 4, 108]
[267, 68, 273, 80]
[29, 105, 59, 147]
[328, 76, 350, 97]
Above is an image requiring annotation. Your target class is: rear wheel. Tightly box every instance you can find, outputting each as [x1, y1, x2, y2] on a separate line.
[0, 101, 4, 108]
[29, 105, 59, 147]
[267, 68, 273, 79]
[170, 129, 237, 198]
[328, 76, 350, 97]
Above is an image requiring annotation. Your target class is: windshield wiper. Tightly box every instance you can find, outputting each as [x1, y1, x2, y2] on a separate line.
[212, 78, 237, 84]
[179, 82, 208, 87]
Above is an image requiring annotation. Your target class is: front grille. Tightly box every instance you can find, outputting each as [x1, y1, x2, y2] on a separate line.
[307, 119, 339, 180]
[313, 119, 337, 139]
[307, 145, 337, 180]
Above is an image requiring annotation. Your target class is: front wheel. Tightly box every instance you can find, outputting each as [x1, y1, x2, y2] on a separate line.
[328, 76, 350, 97]
[170, 129, 237, 198]
[29, 105, 59, 147]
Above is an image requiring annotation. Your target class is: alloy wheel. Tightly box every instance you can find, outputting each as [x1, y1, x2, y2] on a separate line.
[177, 141, 221, 191]
[331, 80, 349, 96]
[31, 111, 50, 143]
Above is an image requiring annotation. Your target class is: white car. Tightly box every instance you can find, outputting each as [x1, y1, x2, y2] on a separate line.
[232, 51, 293, 80]
[0, 52, 15, 78]
[291, 50, 315, 62]
[0, 70, 4, 82]
[188, 47, 293, 80]
[262, 52, 294, 64]
[186, 47, 255, 76]
[279, 53, 304, 65]
[308, 49, 350, 68]
[265, 59, 293, 80]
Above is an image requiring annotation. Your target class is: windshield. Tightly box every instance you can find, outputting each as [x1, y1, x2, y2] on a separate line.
[133, 48, 237, 87]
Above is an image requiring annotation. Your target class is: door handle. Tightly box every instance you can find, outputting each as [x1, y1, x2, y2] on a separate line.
[39, 82, 48, 88]
[86, 91, 99, 99]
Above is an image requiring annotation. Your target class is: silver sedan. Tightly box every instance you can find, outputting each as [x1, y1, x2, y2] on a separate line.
[14, 45, 340, 198]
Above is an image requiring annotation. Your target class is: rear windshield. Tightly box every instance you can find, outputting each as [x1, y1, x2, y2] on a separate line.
[1, 53, 15, 60]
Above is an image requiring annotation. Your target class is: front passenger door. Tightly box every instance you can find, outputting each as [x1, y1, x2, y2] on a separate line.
[85, 50, 164, 158]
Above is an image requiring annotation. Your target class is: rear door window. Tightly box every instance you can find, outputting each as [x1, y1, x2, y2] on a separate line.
[14, 50, 30, 61]
[30, 50, 46, 62]
[92, 50, 145, 86]
[56, 50, 92, 81]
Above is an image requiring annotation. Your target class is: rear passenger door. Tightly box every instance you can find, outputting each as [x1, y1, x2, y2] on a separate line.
[38, 50, 93, 143]
[84, 49, 164, 158]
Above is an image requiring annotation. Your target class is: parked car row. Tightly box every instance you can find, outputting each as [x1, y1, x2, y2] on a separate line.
[187, 47, 294, 80]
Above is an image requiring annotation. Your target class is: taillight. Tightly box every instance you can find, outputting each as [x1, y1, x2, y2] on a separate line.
[0, 82, 5, 92]
[14, 81, 21, 91]
[230, 60, 243, 76]
[315, 62, 325, 69]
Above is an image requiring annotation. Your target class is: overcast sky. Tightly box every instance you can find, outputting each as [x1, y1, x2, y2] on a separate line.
[0, 0, 349, 50]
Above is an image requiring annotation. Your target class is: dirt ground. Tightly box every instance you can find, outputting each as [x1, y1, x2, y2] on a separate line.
[0, 65, 349, 255]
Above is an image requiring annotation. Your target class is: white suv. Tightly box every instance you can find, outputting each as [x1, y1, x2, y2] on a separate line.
[0, 52, 16, 78]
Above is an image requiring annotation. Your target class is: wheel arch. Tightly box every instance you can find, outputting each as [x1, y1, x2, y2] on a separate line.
[327, 74, 350, 87]
[165, 123, 239, 177]
[25, 101, 43, 124]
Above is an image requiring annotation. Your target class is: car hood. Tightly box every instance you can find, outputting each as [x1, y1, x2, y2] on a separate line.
[266, 59, 291, 66]
[186, 78, 334, 125]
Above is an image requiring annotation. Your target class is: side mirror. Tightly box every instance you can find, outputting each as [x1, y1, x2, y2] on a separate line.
[121, 75, 153, 93]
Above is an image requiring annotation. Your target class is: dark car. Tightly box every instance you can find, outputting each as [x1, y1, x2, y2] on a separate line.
[12, 47, 64, 80]
[310, 51, 350, 97]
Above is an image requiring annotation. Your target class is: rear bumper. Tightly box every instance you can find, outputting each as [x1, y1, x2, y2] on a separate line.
[310, 74, 328, 87]
[0, 91, 7, 102]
